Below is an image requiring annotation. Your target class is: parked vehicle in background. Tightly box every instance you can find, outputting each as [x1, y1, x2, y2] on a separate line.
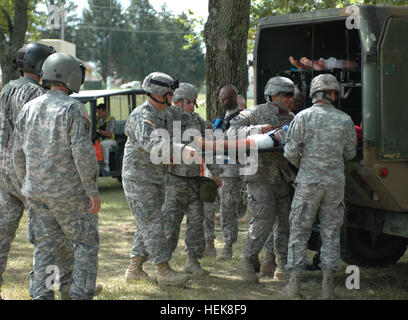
[71, 88, 146, 182]
[254, 5, 408, 267]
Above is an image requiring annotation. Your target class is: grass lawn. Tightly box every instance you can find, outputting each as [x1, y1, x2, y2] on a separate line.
[2, 177, 408, 300]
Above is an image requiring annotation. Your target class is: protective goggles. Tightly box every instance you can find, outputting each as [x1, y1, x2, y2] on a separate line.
[79, 63, 86, 84]
[150, 78, 179, 91]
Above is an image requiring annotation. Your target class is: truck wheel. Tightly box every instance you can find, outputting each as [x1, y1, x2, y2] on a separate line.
[340, 227, 407, 267]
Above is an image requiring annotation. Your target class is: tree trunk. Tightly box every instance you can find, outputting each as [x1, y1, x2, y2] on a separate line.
[0, 0, 29, 87]
[204, 0, 250, 122]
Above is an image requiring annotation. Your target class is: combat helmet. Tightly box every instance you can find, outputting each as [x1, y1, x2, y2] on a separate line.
[41, 52, 86, 93]
[173, 83, 198, 106]
[15, 43, 56, 77]
[264, 76, 294, 103]
[309, 74, 340, 104]
[142, 72, 179, 106]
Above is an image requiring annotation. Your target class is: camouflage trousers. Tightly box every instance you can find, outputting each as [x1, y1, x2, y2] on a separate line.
[243, 182, 290, 260]
[27, 193, 99, 300]
[220, 177, 242, 245]
[238, 181, 248, 219]
[164, 174, 205, 258]
[286, 183, 345, 272]
[123, 179, 170, 265]
[262, 184, 292, 269]
[0, 172, 25, 289]
[203, 191, 220, 241]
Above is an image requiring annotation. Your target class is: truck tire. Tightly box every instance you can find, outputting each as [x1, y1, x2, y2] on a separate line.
[340, 227, 407, 267]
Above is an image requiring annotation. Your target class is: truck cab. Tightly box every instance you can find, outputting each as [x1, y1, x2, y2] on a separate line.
[254, 5, 408, 266]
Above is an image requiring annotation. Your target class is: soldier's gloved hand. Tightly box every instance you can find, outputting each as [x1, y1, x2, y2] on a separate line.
[89, 196, 101, 214]
[270, 125, 289, 146]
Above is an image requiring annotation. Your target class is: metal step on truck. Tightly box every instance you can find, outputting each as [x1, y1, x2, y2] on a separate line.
[253, 5, 408, 267]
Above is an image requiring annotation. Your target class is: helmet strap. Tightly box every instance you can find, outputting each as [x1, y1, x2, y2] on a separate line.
[312, 91, 334, 105]
[164, 95, 171, 106]
[147, 93, 169, 106]
[277, 95, 288, 111]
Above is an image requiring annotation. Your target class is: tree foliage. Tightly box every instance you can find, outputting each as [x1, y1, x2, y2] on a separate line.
[70, 0, 206, 88]
[39, 0, 80, 43]
[0, 0, 39, 85]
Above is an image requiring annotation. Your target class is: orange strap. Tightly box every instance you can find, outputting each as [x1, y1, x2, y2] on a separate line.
[94, 140, 103, 161]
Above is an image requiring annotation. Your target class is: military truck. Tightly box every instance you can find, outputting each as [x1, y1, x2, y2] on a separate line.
[254, 5, 408, 266]
[71, 88, 146, 182]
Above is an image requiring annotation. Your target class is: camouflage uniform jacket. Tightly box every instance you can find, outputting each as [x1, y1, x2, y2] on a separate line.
[170, 111, 221, 178]
[217, 106, 242, 178]
[13, 90, 99, 198]
[284, 103, 357, 187]
[0, 76, 45, 174]
[228, 102, 281, 183]
[122, 100, 189, 185]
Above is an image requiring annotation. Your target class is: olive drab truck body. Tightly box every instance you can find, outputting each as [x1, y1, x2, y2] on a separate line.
[254, 5, 408, 266]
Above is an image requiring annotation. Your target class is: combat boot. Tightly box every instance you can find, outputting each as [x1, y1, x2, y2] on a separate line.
[249, 255, 261, 273]
[321, 270, 335, 300]
[237, 257, 259, 284]
[217, 242, 233, 260]
[125, 256, 157, 283]
[272, 268, 290, 282]
[60, 289, 71, 300]
[203, 239, 217, 257]
[281, 271, 301, 299]
[259, 252, 277, 278]
[94, 284, 103, 297]
[156, 262, 191, 286]
[184, 255, 210, 276]
[60, 283, 103, 300]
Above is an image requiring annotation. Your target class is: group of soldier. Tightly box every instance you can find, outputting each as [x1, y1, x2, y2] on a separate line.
[0, 41, 357, 300]
[0, 43, 101, 300]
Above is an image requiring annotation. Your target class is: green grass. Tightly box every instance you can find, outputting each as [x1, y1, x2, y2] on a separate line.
[3, 177, 408, 300]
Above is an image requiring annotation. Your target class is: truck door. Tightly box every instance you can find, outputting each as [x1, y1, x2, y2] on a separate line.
[379, 17, 408, 161]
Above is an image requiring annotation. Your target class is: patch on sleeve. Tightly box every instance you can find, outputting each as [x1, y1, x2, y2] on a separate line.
[240, 109, 252, 117]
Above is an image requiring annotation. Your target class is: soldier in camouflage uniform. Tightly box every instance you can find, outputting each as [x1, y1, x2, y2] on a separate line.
[123, 72, 194, 286]
[13, 52, 101, 300]
[0, 43, 73, 300]
[228, 76, 295, 283]
[282, 74, 357, 299]
[214, 85, 246, 261]
[258, 81, 296, 281]
[164, 83, 222, 276]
